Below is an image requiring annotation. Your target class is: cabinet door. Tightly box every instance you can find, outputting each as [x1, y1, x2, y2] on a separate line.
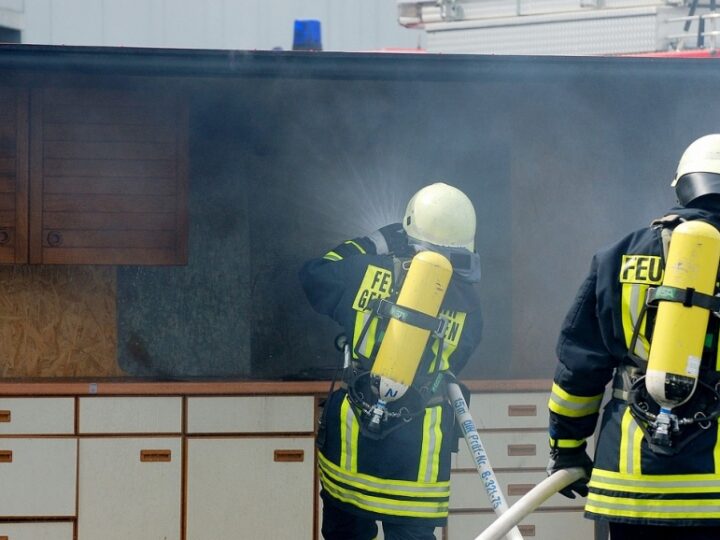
[0, 86, 28, 264]
[0, 438, 76, 517]
[187, 437, 315, 539]
[77, 437, 181, 540]
[29, 87, 188, 265]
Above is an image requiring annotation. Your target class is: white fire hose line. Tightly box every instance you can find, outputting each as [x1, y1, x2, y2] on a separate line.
[473, 467, 588, 540]
[447, 383, 524, 540]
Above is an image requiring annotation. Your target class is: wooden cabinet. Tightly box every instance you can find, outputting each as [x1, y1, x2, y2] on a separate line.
[77, 397, 183, 540]
[0, 398, 76, 526]
[186, 395, 316, 539]
[0, 383, 598, 540]
[29, 88, 188, 265]
[0, 87, 28, 264]
[0, 84, 188, 266]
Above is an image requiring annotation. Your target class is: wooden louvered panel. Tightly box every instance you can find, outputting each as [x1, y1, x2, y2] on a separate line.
[44, 176, 176, 196]
[0, 87, 28, 264]
[30, 87, 188, 265]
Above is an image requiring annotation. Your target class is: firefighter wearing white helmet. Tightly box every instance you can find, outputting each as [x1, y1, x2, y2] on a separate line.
[546, 135, 720, 540]
[403, 182, 477, 251]
[299, 182, 483, 540]
[673, 133, 720, 205]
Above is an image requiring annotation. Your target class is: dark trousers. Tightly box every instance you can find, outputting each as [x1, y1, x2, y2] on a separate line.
[609, 522, 720, 540]
[322, 500, 437, 540]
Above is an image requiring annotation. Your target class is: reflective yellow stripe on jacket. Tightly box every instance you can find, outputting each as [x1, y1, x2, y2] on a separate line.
[549, 383, 603, 418]
[620, 283, 651, 360]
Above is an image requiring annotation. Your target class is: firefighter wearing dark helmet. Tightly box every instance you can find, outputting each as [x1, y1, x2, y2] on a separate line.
[299, 182, 483, 540]
[546, 134, 720, 540]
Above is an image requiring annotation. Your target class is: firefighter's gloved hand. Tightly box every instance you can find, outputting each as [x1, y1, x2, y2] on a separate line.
[546, 444, 593, 499]
[371, 223, 414, 257]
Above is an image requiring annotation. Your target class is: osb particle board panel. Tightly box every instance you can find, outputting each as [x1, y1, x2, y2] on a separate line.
[0, 265, 122, 377]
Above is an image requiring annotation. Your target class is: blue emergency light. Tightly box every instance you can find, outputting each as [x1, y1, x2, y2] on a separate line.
[293, 20, 322, 51]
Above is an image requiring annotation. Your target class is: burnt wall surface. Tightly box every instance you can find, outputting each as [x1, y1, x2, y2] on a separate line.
[68, 52, 715, 381]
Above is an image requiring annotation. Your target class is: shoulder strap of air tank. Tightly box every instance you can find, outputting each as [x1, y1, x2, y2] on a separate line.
[650, 213, 684, 261]
[617, 215, 681, 382]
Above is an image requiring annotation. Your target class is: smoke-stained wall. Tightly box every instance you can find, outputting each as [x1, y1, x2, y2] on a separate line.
[49, 54, 720, 381]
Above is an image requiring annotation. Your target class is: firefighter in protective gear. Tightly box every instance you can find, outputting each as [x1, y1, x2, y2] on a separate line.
[547, 134, 720, 540]
[299, 182, 482, 540]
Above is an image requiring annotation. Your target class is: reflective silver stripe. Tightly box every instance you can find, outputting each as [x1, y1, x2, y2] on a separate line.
[341, 398, 356, 471]
[591, 470, 720, 491]
[353, 311, 374, 358]
[626, 417, 639, 475]
[549, 384, 603, 417]
[367, 230, 388, 254]
[592, 477, 720, 490]
[627, 284, 649, 360]
[318, 452, 450, 496]
[587, 495, 720, 516]
[419, 406, 441, 483]
[319, 469, 449, 518]
[549, 393, 602, 414]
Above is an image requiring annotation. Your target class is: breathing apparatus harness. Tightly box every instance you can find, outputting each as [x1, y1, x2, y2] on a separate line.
[318, 256, 452, 441]
[620, 215, 720, 455]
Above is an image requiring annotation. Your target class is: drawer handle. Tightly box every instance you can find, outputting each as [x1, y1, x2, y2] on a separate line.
[518, 525, 536, 536]
[508, 405, 537, 417]
[274, 449, 305, 462]
[0, 229, 10, 245]
[507, 444, 536, 456]
[507, 483, 534, 496]
[0, 410, 10, 423]
[0, 451, 12, 463]
[140, 449, 172, 462]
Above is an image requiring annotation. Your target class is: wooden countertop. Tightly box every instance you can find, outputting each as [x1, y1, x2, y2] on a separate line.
[0, 378, 552, 396]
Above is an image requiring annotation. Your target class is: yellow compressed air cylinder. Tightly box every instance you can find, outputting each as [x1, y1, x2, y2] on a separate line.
[646, 220, 720, 409]
[371, 250, 453, 402]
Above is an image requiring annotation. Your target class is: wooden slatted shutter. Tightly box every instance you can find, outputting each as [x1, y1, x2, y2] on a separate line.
[0, 87, 28, 264]
[29, 87, 188, 265]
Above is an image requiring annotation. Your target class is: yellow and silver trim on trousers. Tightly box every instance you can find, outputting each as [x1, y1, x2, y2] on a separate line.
[319, 397, 450, 519]
[317, 453, 450, 519]
[587, 468, 720, 520]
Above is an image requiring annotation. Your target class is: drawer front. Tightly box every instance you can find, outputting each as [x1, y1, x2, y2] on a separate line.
[79, 397, 182, 433]
[450, 470, 584, 510]
[453, 432, 596, 471]
[447, 510, 593, 540]
[469, 392, 549, 429]
[0, 398, 74, 435]
[0, 522, 74, 540]
[454, 430, 548, 470]
[187, 396, 314, 433]
[0, 438, 77, 517]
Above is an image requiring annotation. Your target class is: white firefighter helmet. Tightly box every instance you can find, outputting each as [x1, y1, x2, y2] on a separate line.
[672, 134, 720, 206]
[403, 182, 476, 251]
